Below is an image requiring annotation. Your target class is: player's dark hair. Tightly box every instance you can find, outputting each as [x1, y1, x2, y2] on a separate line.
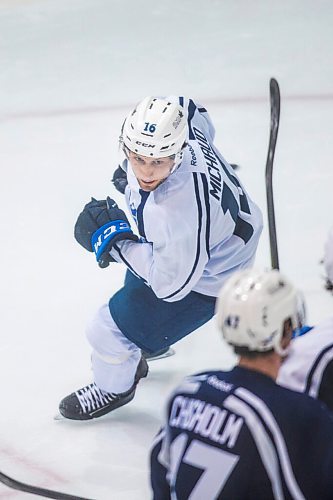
[233, 347, 274, 359]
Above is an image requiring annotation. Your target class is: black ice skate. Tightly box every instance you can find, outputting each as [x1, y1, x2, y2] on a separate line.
[59, 357, 148, 420]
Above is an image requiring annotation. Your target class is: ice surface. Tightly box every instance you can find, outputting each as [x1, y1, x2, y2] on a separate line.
[0, 0, 332, 498]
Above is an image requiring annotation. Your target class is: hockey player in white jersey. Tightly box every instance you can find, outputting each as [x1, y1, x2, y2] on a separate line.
[150, 269, 333, 499]
[59, 96, 263, 420]
[278, 226, 333, 411]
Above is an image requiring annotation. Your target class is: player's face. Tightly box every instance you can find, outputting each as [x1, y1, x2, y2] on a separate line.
[126, 150, 175, 191]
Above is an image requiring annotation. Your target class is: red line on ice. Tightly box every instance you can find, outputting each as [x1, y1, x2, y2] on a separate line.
[2, 93, 333, 122]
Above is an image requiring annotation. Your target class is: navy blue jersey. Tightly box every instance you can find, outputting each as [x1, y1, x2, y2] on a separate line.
[150, 366, 333, 499]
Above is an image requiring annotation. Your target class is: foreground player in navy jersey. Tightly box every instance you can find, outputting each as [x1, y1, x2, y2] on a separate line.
[278, 226, 333, 411]
[59, 96, 263, 420]
[150, 269, 333, 499]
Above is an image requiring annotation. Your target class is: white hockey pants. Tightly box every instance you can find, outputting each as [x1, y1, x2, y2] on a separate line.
[86, 304, 142, 393]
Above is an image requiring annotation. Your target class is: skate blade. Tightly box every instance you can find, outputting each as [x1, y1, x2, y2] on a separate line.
[146, 347, 175, 361]
[54, 412, 66, 421]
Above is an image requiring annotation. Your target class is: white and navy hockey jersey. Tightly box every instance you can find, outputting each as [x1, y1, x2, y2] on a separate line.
[150, 367, 333, 499]
[278, 316, 333, 412]
[110, 97, 263, 302]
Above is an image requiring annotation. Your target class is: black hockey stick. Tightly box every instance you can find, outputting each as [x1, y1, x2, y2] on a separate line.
[0, 470, 94, 499]
[265, 78, 281, 270]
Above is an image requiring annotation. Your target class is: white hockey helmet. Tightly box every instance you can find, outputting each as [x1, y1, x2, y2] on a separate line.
[121, 96, 188, 158]
[216, 269, 300, 356]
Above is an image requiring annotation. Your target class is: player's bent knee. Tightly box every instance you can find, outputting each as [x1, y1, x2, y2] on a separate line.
[86, 304, 139, 361]
[93, 348, 132, 365]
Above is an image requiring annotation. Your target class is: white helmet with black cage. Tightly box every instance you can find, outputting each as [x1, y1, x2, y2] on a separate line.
[120, 96, 188, 166]
[216, 268, 303, 356]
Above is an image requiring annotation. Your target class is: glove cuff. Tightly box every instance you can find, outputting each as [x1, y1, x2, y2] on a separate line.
[91, 220, 134, 262]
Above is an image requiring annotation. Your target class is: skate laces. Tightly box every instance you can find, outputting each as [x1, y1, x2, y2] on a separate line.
[76, 383, 117, 413]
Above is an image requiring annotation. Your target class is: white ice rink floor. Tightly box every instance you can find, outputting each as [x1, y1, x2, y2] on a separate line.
[0, 1, 332, 498]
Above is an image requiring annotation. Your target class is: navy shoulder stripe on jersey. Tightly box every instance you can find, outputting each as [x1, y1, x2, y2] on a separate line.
[137, 189, 150, 239]
[200, 173, 211, 259]
[187, 99, 197, 140]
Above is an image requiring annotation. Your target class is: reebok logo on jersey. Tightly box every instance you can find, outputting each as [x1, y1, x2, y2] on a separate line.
[207, 375, 234, 393]
[188, 144, 197, 166]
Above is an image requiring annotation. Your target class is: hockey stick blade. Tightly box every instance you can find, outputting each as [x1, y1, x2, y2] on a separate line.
[265, 78, 281, 270]
[0, 470, 94, 500]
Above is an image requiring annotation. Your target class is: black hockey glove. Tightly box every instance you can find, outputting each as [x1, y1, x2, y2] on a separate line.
[112, 166, 128, 194]
[74, 197, 138, 268]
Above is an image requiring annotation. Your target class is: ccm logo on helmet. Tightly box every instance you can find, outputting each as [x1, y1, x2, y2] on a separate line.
[135, 141, 155, 148]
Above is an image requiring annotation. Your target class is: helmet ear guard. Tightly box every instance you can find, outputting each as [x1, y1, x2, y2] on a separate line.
[216, 269, 303, 356]
[169, 143, 188, 174]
